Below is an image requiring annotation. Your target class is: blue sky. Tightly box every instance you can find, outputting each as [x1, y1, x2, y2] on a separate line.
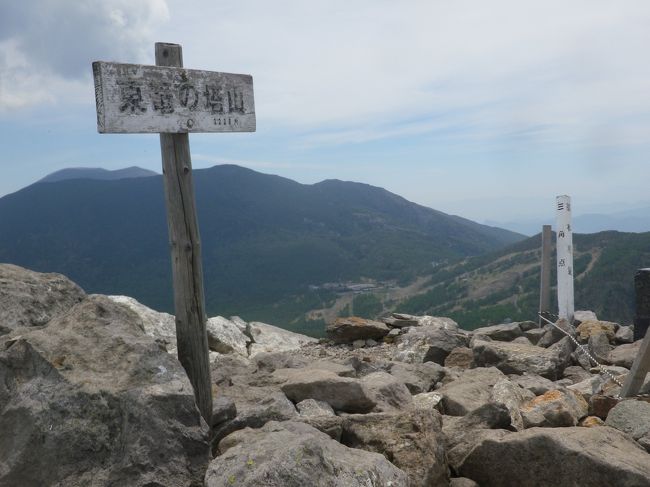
[2, 0, 650, 224]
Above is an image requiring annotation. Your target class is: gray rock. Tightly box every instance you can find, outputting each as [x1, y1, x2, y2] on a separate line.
[360, 371, 413, 412]
[450, 478, 479, 487]
[387, 327, 402, 337]
[326, 317, 390, 344]
[229, 315, 249, 333]
[248, 321, 317, 356]
[574, 310, 598, 322]
[212, 383, 298, 442]
[563, 365, 594, 384]
[366, 338, 378, 347]
[609, 341, 642, 368]
[444, 346, 474, 368]
[490, 379, 535, 431]
[279, 369, 376, 413]
[417, 315, 460, 331]
[457, 427, 650, 487]
[520, 389, 588, 427]
[509, 373, 556, 395]
[353, 339, 366, 349]
[473, 322, 523, 342]
[296, 398, 335, 417]
[387, 361, 445, 394]
[206, 315, 250, 356]
[393, 327, 467, 364]
[340, 410, 448, 487]
[537, 319, 575, 348]
[0, 295, 209, 487]
[210, 352, 254, 386]
[107, 295, 178, 354]
[436, 367, 507, 416]
[605, 400, 650, 452]
[0, 264, 85, 333]
[253, 350, 310, 373]
[207, 421, 408, 487]
[412, 391, 443, 411]
[382, 315, 419, 328]
[295, 414, 343, 440]
[512, 336, 533, 345]
[548, 335, 576, 369]
[472, 339, 566, 379]
[523, 327, 546, 345]
[212, 396, 237, 427]
[588, 332, 613, 364]
[616, 325, 635, 344]
[567, 376, 607, 402]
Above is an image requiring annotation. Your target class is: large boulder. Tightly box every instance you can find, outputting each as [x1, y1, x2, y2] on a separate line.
[247, 321, 317, 356]
[387, 361, 445, 394]
[0, 264, 85, 334]
[206, 421, 408, 487]
[472, 339, 566, 379]
[326, 317, 390, 344]
[341, 410, 449, 487]
[576, 320, 617, 342]
[520, 389, 588, 427]
[490, 379, 535, 431]
[360, 371, 413, 412]
[436, 367, 507, 416]
[393, 326, 467, 364]
[206, 316, 250, 356]
[456, 426, 650, 487]
[605, 400, 650, 452]
[472, 322, 523, 342]
[609, 341, 642, 368]
[107, 295, 177, 353]
[278, 368, 376, 413]
[0, 295, 210, 487]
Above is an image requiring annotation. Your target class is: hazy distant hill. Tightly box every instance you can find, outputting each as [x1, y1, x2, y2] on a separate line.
[0, 164, 522, 332]
[38, 166, 158, 183]
[487, 206, 650, 236]
[389, 230, 650, 328]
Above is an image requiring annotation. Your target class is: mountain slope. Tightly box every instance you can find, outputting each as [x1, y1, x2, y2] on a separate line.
[0, 164, 523, 331]
[391, 230, 650, 328]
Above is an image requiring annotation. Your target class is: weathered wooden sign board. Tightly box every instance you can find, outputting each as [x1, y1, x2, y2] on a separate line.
[92, 43, 256, 424]
[92, 61, 255, 133]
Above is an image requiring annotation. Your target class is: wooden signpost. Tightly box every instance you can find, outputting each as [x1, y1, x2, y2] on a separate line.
[92, 43, 256, 423]
[539, 224, 552, 326]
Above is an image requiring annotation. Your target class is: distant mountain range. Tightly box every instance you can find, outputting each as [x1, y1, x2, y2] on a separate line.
[0, 165, 523, 333]
[486, 206, 650, 236]
[38, 166, 158, 183]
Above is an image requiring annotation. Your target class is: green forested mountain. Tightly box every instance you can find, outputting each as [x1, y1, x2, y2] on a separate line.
[0, 164, 522, 333]
[390, 231, 650, 329]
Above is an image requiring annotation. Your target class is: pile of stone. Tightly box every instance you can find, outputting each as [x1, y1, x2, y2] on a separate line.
[1, 263, 649, 486]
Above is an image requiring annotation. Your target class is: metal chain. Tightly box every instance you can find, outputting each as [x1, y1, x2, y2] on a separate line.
[538, 312, 624, 389]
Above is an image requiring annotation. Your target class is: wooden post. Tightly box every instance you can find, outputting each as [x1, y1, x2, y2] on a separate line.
[556, 195, 574, 322]
[621, 325, 650, 397]
[155, 43, 212, 423]
[539, 224, 552, 326]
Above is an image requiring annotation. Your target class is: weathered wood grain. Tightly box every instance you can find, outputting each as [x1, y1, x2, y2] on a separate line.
[92, 59, 255, 133]
[156, 42, 213, 423]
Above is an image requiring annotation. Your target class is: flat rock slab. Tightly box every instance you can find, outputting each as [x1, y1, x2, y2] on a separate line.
[0, 295, 209, 487]
[0, 264, 85, 333]
[472, 322, 523, 342]
[472, 339, 564, 379]
[207, 421, 408, 487]
[520, 389, 588, 427]
[327, 317, 390, 344]
[457, 426, 650, 487]
[248, 321, 317, 357]
[609, 341, 642, 368]
[278, 369, 376, 413]
[393, 327, 466, 365]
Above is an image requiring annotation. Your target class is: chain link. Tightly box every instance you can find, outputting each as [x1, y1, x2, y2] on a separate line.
[538, 312, 624, 390]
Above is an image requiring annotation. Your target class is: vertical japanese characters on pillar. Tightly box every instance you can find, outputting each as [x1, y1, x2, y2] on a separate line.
[556, 195, 574, 322]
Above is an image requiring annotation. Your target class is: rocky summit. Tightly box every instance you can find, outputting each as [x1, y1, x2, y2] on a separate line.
[1, 264, 650, 486]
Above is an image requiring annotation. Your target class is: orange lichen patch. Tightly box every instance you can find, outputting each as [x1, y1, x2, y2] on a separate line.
[576, 320, 616, 341]
[522, 389, 564, 410]
[579, 416, 605, 428]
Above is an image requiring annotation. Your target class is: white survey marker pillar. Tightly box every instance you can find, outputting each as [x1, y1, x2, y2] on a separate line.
[556, 195, 575, 322]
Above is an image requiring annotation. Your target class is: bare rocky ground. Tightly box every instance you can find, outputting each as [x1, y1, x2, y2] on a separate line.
[1, 263, 650, 486]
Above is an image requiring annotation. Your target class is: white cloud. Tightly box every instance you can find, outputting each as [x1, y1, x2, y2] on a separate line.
[0, 0, 169, 111]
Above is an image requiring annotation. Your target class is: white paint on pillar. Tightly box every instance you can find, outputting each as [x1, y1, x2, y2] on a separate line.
[556, 195, 575, 322]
